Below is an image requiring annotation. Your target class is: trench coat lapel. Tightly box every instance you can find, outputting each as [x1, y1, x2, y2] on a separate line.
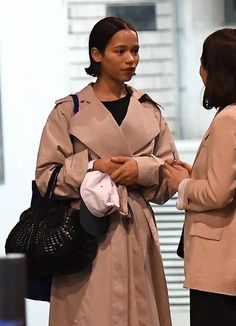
[69, 85, 132, 157]
[120, 92, 160, 154]
[69, 84, 159, 158]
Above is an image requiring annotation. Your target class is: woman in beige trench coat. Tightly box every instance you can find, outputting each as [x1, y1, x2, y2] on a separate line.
[35, 17, 176, 326]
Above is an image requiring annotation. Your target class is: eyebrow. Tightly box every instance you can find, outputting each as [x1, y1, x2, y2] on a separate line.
[113, 45, 139, 49]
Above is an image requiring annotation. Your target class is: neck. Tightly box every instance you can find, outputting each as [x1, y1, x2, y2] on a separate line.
[92, 78, 127, 101]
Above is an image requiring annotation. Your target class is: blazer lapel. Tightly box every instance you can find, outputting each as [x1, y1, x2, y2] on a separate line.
[192, 121, 213, 168]
[192, 108, 221, 168]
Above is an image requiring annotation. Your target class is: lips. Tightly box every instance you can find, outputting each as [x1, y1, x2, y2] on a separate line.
[123, 67, 136, 73]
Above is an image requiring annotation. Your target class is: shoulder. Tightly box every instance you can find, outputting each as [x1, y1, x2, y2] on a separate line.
[55, 94, 74, 106]
[43, 84, 92, 126]
[213, 104, 236, 129]
[53, 83, 93, 113]
[128, 85, 164, 124]
[207, 105, 236, 143]
[46, 95, 74, 124]
[128, 85, 162, 111]
[218, 104, 236, 118]
[127, 85, 169, 132]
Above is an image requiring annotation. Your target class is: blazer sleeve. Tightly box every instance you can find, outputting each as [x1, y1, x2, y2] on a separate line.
[35, 102, 88, 198]
[134, 109, 177, 204]
[183, 111, 236, 211]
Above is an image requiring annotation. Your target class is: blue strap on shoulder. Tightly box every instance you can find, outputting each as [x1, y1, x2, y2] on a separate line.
[70, 94, 79, 113]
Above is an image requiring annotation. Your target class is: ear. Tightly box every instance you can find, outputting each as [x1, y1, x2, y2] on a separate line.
[91, 47, 102, 63]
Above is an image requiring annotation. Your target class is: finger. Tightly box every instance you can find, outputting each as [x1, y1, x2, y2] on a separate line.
[163, 163, 176, 172]
[162, 168, 171, 177]
[112, 174, 126, 185]
[165, 159, 177, 165]
[110, 168, 123, 181]
[111, 168, 131, 184]
[172, 164, 188, 172]
[109, 162, 123, 171]
[171, 159, 185, 165]
[111, 156, 130, 163]
[173, 160, 191, 170]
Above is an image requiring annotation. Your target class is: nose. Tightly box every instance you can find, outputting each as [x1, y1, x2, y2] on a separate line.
[126, 52, 135, 63]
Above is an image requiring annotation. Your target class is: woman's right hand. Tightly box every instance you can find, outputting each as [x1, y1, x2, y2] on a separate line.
[93, 158, 122, 174]
[163, 162, 190, 191]
[165, 159, 192, 174]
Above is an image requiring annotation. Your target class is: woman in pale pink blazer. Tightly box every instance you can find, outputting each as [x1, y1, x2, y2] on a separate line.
[164, 28, 236, 326]
[36, 17, 177, 326]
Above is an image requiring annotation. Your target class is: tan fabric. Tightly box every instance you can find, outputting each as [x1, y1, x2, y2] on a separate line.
[36, 84, 176, 326]
[182, 105, 236, 296]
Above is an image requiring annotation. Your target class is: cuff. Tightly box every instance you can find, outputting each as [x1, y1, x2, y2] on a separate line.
[134, 156, 164, 187]
[176, 178, 191, 210]
[87, 160, 95, 172]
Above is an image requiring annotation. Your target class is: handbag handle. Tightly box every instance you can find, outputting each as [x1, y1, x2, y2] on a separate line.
[44, 165, 62, 200]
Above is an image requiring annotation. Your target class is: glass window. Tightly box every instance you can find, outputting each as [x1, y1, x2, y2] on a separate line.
[106, 3, 156, 31]
[225, 0, 236, 24]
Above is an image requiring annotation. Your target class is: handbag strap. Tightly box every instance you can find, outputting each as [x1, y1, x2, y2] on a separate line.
[70, 94, 79, 114]
[44, 94, 79, 201]
[44, 165, 62, 200]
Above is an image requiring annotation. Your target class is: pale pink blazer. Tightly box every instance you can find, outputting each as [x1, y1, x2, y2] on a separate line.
[182, 104, 236, 296]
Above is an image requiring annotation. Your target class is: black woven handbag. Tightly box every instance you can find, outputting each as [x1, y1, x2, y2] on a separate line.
[5, 165, 99, 277]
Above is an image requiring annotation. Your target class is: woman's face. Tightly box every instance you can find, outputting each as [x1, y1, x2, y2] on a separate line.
[93, 29, 139, 83]
[199, 61, 208, 86]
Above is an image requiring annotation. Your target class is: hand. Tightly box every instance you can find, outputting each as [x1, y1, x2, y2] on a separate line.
[93, 158, 122, 174]
[163, 162, 190, 191]
[110, 156, 138, 186]
[165, 159, 192, 174]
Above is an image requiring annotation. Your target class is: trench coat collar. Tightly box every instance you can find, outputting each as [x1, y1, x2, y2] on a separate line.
[69, 83, 159, 158]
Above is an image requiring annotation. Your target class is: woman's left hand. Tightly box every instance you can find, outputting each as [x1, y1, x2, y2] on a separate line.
[163, 162, 190, 191]
[110, 156, 138, 186]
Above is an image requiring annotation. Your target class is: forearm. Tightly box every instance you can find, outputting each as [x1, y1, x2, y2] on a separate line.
[36, 151, 88, 198]
[133, 155, 164, 187]
[183, 178, 235, 211]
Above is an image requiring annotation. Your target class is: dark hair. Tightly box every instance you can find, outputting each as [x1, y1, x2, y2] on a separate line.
[201, 28, 236, 110]
[85, 17, 137, 77]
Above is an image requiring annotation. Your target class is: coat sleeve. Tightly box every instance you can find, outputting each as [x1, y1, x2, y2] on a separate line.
[182, 112, 236, 212]
[35, 101, 88, 198]
[133, 109, 177, 204]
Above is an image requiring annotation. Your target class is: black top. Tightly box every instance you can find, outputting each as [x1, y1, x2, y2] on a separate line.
[102, 94, 130, 126]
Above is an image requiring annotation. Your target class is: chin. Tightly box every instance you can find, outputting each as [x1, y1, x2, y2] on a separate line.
[114, 74, 133, 83]
[123, 76, 133, 82]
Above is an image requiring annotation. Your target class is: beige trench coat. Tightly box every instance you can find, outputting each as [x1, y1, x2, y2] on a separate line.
[182, 105, 236, 296]
[36, 84, 176, 326]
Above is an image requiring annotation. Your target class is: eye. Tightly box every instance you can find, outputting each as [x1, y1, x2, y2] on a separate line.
[131, 47, 139, 56]
[116, 49, 125, 55]
[132, 48, 139, 55]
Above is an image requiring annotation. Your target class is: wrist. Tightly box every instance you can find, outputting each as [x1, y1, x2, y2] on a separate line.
[87, 160, 95, 172]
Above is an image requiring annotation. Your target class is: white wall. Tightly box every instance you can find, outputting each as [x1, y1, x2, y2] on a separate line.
[0, 0, 68, 324]
[178, 0, 225, 139]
